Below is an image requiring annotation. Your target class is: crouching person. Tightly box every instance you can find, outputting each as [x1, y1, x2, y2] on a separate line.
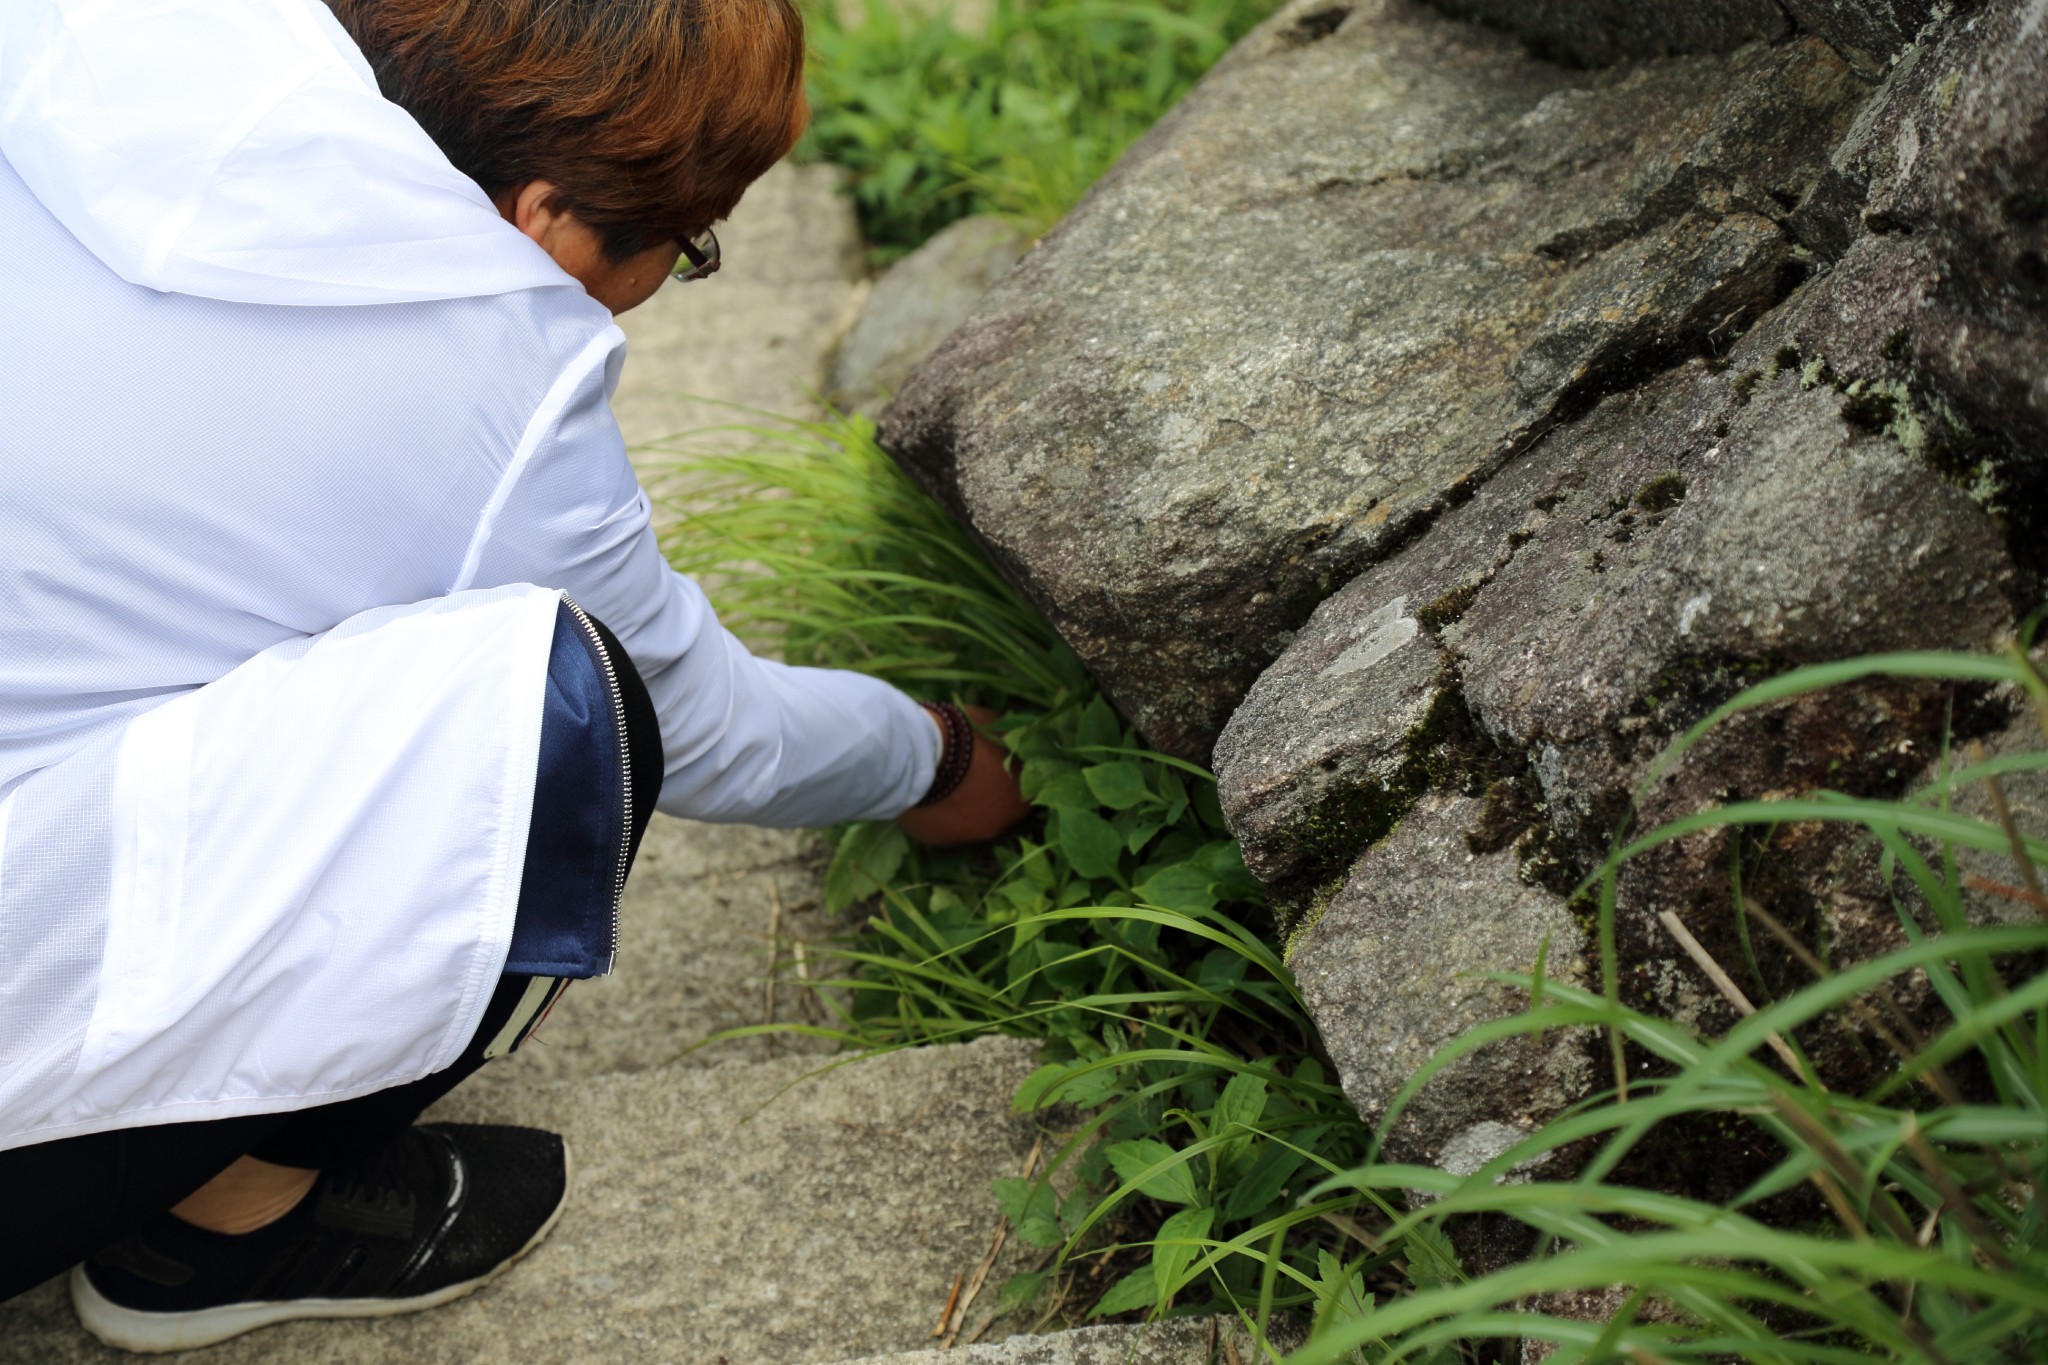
[0, 0, 1027, 1348]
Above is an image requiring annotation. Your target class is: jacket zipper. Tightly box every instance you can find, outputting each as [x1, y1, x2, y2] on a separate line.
[562, 594, 629, 971]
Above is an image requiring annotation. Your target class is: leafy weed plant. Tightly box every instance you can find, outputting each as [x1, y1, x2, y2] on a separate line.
[799, 0, 1279, 256]
[654, 413, 1390, 1326]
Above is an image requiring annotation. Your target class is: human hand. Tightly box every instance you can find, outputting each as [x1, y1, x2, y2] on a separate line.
[896, 704, 1032, 847]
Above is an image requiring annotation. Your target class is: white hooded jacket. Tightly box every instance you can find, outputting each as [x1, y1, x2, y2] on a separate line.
[0, 0, 939, 1150]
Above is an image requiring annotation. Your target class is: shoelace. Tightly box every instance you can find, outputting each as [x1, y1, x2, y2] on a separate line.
[319, 1138, 422, 1233]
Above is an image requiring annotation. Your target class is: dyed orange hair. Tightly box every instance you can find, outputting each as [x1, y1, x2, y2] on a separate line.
[327, 0, 809, 260]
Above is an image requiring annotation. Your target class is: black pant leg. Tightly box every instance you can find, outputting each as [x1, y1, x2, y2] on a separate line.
[0, 973, 539, 1302]
[0, 1112, 282, 1301]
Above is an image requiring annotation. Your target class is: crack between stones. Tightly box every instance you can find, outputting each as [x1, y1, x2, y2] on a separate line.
[1261, 202, 1826, 925]
[1245, 149, 1488, 211]
[1263, 494, 1567, 929]
[1319, 191, 1811, 616]
[1535, 174, 1715, 262]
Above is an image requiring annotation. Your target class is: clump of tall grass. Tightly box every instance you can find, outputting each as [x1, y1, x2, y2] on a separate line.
[654, 413, 1388, 1326]
[654, 412, 2048, 1359]
[1288, 645, 2048, 1364]
[798, 0, 1280, 256]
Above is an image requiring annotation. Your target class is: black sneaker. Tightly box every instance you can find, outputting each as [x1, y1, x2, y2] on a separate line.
[71, 1123, 570, 1353]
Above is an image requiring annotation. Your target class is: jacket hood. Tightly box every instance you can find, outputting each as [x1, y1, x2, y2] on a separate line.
[0, 0, 574, 306]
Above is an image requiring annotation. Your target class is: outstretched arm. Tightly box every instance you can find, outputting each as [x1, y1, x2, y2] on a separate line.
[463, 330, 1023, 838]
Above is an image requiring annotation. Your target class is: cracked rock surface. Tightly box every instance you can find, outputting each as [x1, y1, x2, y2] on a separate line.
[1212, 0, 2040, 1143]
[883, 0, 1867, 762]
[1286, 791, 1592, 1163]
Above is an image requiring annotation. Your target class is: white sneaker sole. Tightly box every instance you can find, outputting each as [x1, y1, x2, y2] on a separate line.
[70, 1141, 573, 1354]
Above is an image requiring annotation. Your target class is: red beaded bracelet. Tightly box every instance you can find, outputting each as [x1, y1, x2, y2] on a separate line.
[915, 701, 975, 807]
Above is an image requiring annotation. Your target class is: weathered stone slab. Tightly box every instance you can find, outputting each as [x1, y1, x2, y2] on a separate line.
[1219, 287, 2019, 1095]
[1459, 349, 2013, 844]
[1287, 792, 1591, 1163]
[1780, 0, 1943, 76]
[830, 216, 1033, 416]
[1429, 0, 1944, 76]
[1213, 440, 1569, 908]
[0, 1039, 1043, 1365]
[824, 1319, 1288, 1365]
[1794, 0, 2048, 464]
[883, 0, 1867, 761]
[1216, 240, 2021, 917]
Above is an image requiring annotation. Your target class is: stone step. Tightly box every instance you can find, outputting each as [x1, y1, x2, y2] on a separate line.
[824, 1320, 1276, 1365]
[0, 1036, 1048, 1364]
[459, 816, 845, 1100]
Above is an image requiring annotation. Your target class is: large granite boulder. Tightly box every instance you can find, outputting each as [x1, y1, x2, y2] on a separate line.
[1222, 291, 2016, 1107]
[885, 0, 2044, 1150]
[828, 216, 1033, 416]
[1423, 0, 1789, 67]
[883, 0, 1868, 762]
[1211, 0, 2040, 1127]
[1790, 0, 2048, 468]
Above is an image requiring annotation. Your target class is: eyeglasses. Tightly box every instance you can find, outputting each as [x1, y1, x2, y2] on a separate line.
[672, 227, 720, 283]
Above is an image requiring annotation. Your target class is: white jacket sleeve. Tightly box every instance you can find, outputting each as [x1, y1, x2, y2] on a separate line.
[458, 329, 942, 826]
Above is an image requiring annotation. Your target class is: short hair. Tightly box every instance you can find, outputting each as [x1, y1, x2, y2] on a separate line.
[327, 0, 809, 262]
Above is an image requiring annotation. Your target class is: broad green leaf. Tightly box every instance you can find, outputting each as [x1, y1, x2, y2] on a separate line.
[1032, 769, 1096, 812]
[995, 1270, 1047, 1316]
[1221, 1136, 1311, 1221]
[1196, 948, 1247, 991]
[1017, 758, 1074, 802]
[1114, 808, 1167, 854]
[1160, 769, 1191, 825]
[1012, 1063, 1070, 1112]
[1083, 761, 1151, 810]
[1150, 1206, 1215, 1308]
[1060, 1064, 1124, 1108]
[1089, 1265, 1157, 1318]
[1058, 1185, 1093, 1234]
[823, 820, 908, 911]
[1017, 1215, 1065, 1247]
[992, 1177, 1056, 1228]
[1078, 694, 1122, 750]
[1015, 840, 1057, 890]
[1189, 779, 1228, 832]
[1054, 807, 1125, 880]
[996, 881, 1048, 916]
[1198, 838, 1252, 881]
[1214, 1072, 1268, 1136]
[1404, 1220, 1464, 1291]
[1134, 862, 1217, 913]
[1105, 1138, 1201, 1205]
[1312, 1248, 1376, 1332]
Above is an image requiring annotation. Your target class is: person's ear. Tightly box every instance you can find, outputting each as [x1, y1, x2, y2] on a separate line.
[498, 179, 566, 248]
